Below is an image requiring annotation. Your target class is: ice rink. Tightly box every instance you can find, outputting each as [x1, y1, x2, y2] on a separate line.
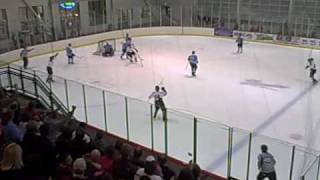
[13, 35, 320, 178]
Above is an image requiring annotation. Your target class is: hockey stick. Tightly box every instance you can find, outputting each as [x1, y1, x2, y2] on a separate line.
[308, 47, 314, 58]
[74, 55, 84, 59]
[158, 77, 165, 86]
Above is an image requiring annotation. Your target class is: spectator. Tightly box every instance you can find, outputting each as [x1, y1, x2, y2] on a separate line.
[176, 167, 194, 180]
[95, 172, 114, 180]
[113, 144, 137, 180]
[53, 153, 73, 180]
[1, 108, 23, 143]
[131, 147, 144, 168]
[94, 132, 107, 153]
[190, 164, 201, 180]
[69, 128, 92, 159]
[141, 176, 152, 180]
[43, 110, 62, 142]
[9, 102, 21, 125]
[56, 127, 73, 154]
[101, 146, 115, 173]
[72, 158, 87, 180]
[0, 143, 24, 180]
[257, 144, 277, 180]
[22, 120, 47, 180]
[158, 155, 175, 180]
[134, 155, 163, 180]
[21, 101, 40, 122]
[71, 122, 91, 144]
[0, 117, 6, 155]
[85, 149, 103, 179]
[38, 123, 56, 178]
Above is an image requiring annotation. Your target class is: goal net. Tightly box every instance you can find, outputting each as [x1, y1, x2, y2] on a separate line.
[93, 38, 117, 56]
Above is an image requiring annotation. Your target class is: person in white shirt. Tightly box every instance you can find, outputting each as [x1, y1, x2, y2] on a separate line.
[257, 144, 277, 180]
[20, 46, 34, 69]
[134, 156, 163, 180]
[305, 57, 317, 83]
[149, 86, 167, 120]
[46, 53, 58, 83]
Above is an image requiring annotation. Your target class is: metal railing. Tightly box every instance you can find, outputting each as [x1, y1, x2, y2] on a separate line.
[0, 65, 319, 180]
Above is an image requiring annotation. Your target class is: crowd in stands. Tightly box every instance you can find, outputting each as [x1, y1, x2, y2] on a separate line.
[0, 87, 203, 180]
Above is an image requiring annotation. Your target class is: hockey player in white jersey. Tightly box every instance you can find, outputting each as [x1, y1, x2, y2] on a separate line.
[149, 86, 167, 120]
[305, 57, 317, 83]
[46, 53, 59, 83]
[126, 44, 138, 63]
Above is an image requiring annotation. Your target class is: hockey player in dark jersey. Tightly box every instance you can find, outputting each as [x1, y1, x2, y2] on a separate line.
[236, 34, 244, 54]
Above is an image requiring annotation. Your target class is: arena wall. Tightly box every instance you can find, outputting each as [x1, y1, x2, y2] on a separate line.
[0, 26, 215, 66]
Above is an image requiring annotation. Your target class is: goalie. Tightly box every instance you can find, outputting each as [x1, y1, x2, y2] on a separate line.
[102, 42, 114, 57]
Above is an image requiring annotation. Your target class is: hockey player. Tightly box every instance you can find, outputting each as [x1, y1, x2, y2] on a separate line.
[236, 34, 244, 54]
[305, 57, 317, 83]
[20, 46, 34, 69]
[65, 43, 75, 64]
[149, 86, 167, 120]
[188, 51, 199, 77]
[102, 42, 114, 57]
[121, 41, 129, 60]
[46, 53, 59, 83]
[126, 44, 138, 63]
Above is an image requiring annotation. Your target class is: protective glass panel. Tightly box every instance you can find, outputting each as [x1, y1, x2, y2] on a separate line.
[105, 91, 127, 139]
[197, 118, 229, 177]
[230, 128, 250, 179]
[167, 109, 193, 162]
[127, 98, 152, 148]
[86, 86, 105, 131]
[67, 80, 85, 122]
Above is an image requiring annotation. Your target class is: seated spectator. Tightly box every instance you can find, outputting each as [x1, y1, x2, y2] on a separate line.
[131, 147, 144, 168]
[9, 102, 21, 125]
[95, 172, 114, 180]
[176, 167, 194, 180]
[113, 144, 137, 180]
[0, 143, 24, 180]
[72, 158, 88, 180]
[53, 153, 73, 180]
[38, 123, 56, 178]
[103, 43, 114, 57]
[101, 146, 115, 173]
[0, 117, 6, 155]
[190, 163, 201, 180]
[43, 110, 62, 142]
[113, 140, 123, 161]
[94, 132, 107, 153]
[157, 155, 175, 180]
[56, 127, 73, 154]
[21, 101, 40, 122]
[21, 120, 46, 179]
[1, 108, 23, 143]
[85, 149, 103, 179]
[69, 128, 92, 159]
[71, 122, 91, 144]
[134, 155, 163, 180]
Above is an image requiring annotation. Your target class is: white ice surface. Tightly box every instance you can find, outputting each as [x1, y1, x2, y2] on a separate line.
[13, 35, 320, 178]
